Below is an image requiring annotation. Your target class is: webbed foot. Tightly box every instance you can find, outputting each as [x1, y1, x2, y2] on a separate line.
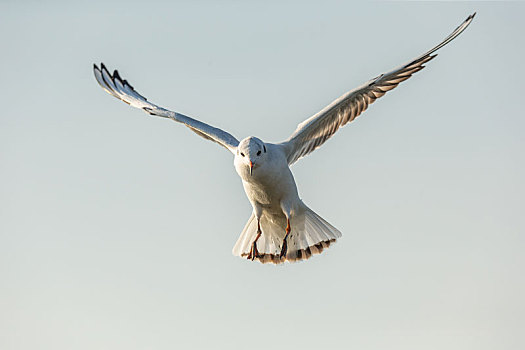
[280, 218, 291, 260]
[247, 241, 260, 261]
[279, 239, 288, 259]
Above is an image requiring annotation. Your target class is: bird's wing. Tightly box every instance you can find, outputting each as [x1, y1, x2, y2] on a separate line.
[93, 63, 239, 153]
[279, 13, 475, 165]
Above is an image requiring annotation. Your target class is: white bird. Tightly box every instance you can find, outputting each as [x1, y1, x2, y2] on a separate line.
[94, 13, 475, 264]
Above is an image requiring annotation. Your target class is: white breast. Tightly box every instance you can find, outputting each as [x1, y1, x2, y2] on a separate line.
[235, 144, 299, 210]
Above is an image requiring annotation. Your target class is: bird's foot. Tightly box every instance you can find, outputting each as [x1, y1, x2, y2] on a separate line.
[247, 241, 260, 261]
[280, 218, 291, 260]
[279, 239, 288, 260]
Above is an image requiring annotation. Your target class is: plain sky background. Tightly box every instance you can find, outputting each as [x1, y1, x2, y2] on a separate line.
[1, 1, 524, 349]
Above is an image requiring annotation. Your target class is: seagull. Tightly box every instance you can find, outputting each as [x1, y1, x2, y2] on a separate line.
[94, 13, 475, 264]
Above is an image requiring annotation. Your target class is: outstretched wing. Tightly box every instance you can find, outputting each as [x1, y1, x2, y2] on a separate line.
[93, 63, 239, 153]
[279, 13, 475, 165]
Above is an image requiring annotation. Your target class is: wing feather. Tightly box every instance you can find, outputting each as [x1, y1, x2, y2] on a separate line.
[93, 63, 239, 153]
[280, 13, 475, 165]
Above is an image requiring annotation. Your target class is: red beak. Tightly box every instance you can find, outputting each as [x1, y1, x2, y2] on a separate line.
[249, 161, 254, 176]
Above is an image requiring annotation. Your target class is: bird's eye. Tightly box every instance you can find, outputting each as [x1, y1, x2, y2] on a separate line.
[257, 151, 261, 156]
[241, 153, 245, 157]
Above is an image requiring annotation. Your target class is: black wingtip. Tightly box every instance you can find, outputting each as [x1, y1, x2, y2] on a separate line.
[123, 79, 134, 90]
[143, 107, 155, 115]
[113, 69, 121, 81]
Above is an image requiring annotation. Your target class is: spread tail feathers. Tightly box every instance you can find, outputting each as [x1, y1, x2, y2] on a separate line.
[232, 205, 341, 264]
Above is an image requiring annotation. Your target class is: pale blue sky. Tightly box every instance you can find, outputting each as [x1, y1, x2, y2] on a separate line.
[1, 1, 524, 350]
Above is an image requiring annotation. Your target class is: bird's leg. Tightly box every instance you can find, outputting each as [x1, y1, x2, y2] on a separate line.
[248, 219, 262, 261]
[280, 218, 291, 260]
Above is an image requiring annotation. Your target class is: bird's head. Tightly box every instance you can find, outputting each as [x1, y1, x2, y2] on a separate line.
[235, 136, 267, 176]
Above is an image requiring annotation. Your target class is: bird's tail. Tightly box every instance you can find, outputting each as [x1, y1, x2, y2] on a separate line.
[232, 204, 341, 264]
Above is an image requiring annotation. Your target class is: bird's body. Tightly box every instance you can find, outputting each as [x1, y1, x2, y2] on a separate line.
[230, 136, 340, 263]
[235, 140, 296, 214]
[93, 13, 475, 264]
